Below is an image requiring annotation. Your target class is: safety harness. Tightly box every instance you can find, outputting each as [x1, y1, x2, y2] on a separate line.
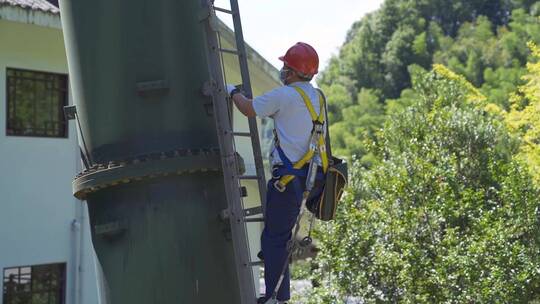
[272, 86, 329, 192]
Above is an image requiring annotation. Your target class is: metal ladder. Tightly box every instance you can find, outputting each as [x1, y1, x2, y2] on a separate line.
[200, 0, 268, 303]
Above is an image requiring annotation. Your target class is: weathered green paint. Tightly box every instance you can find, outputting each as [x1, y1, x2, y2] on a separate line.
[59, 0, 242, 303]
[60, 1, 218, 160]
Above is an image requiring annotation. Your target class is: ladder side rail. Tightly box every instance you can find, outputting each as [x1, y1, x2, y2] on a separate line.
[229, 0, 268, 213]
[200, 2, 257, 303]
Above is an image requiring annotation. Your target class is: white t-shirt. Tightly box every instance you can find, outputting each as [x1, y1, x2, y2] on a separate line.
[252, 81, 325, 166]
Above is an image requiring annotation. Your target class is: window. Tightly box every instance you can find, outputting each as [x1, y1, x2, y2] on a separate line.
[2, 263, 66, 304]
[6, 68, 68, 138]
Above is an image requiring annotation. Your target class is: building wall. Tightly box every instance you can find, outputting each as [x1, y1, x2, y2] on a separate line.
[0, 19, 101, 304]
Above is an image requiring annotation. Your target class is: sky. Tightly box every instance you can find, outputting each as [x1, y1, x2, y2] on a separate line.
[214, 0, 385, 71]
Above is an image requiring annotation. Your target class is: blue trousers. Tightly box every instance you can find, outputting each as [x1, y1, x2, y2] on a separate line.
[260, 177, 323, 301]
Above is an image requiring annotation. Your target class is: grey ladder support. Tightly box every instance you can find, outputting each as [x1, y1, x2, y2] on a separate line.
[226, 0, 267, 213]
[199, 0, 268, 303]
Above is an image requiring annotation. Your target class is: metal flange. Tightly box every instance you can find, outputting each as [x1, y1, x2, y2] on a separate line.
[73, 148, 223, 200]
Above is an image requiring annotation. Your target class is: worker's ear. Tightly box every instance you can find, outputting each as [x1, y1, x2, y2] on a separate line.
[286, 69, 298, 84]
[289, 69, 297, 78]
[286, 67, 302, 84]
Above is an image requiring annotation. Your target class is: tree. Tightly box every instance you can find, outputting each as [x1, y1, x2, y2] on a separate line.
[310, 66, 540, 303]
[328, 88, 384, 167]
[318, 1, 540, 159]
[504, 42, 540, 183]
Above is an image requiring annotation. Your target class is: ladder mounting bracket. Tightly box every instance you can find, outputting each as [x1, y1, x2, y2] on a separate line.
[199, 5, 219, 31]
[220, 208, 231, 221]
[201, 79, 218, 97]
[64, 105, 77, 121]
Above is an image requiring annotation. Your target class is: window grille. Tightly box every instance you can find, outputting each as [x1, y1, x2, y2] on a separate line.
[6, 68, 68, 138]
[2, 263, 66, 304]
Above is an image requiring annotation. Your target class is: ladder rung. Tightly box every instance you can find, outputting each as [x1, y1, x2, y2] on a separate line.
[244, 206, 262, 216]
[213, 6, 233, 14]
[219, 48, 239, 55]
[238, 175, 258, 180]
[249, 260, 264, 267]
[245, 217, 264, 223]
[233, 131, 251, 137]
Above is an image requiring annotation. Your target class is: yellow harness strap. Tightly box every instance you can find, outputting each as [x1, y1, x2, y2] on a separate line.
[275, 87, 329, 189]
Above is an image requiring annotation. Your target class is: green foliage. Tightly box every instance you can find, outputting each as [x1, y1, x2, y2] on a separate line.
[434, 10, 540, 108]
[328, 88, 384, 166]
[318, 1, 540, 159]
[290, 259, 312, 280]
[505, 42, 540, 183]
[305, 2, 540, 302]
[481, 66, 525, 108]
[311, 68, 540, 303]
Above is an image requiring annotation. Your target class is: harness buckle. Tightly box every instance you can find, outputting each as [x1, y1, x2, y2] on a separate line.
[273, 180, 286, 192]
[271, 167, 281, 179]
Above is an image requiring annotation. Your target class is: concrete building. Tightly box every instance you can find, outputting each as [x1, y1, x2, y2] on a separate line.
[0, 1, 279, 303]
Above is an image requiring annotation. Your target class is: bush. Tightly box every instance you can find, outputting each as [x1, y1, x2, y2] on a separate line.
[310, 67, 540, 303]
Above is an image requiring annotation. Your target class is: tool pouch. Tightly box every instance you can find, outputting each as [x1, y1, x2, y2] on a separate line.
[307, 156, 348, 221]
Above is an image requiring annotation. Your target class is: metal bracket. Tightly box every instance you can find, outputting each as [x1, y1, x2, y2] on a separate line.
[198, 2, 219, 31]
[136, 80, 169, 96]
[201, 80, 218, 116]
[240, 186, 247, 197]
[64, 105, 77, 121]
[220, 208, 230, 221]
[244, 206, 262, 217]
[208, 15, 219, 32]
[95, 220, 127, 239]
[198, 6, 211, 21]
[201, 80, 217, 96]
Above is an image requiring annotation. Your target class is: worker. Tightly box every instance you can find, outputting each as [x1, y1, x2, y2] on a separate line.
[227, 42, 326, 304]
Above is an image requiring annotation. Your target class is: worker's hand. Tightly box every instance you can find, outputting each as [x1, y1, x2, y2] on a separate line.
[227, 84, 244, 98]
[226, 84, 236, 96]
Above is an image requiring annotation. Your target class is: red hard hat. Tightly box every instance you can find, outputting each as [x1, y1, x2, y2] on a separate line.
[279, 42, 319, 77]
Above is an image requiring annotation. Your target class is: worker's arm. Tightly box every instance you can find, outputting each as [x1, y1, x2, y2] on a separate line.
[231, 93, 257, 117]
[227, 84, 284, 118]
[227, 84, 257, 117]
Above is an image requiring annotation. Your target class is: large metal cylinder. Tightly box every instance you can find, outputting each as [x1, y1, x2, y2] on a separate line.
[59, 0, 241, 302]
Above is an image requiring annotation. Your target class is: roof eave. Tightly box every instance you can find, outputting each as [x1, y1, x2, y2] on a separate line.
[216, 19, 280, 84]
[0, 3, 61, 29]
